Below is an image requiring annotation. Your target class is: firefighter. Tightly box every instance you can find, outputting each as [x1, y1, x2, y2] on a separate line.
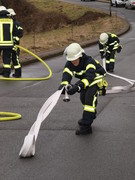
[7, 8, 23, 77]
[0, 6, 13, 77]
[99, 32, 122, 72]
[58, 43, 107, 135]
[0, 6, 19, 77]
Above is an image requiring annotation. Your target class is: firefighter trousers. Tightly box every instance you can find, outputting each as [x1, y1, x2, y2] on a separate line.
[0, 48, 12, 77]
[79, 84, 98, 126]
[106, 50, 117, 71]
[12, 47, 21, 76]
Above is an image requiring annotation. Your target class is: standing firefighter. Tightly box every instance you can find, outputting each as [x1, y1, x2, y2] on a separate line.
[58, 43, 107, 135]
[7, 8, 23, 77]
[99, 32, 122, 72]
[0, 6, 14, 77]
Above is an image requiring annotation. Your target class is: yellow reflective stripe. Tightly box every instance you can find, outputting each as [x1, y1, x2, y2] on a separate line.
[14, 65, 21, 69]
[73, 70, 84, 76]
[18, 26, 23, 30]
[14, 36, 20, 41]
[63, 67, 73, 77]
[3, 64, 11, 68]
[93, 95, 97, 108]
[82, 79, 89, 88]
[84, 105, 95, 112]
[90, 78, 103, 87]
[0, 23, 2, 41]
[0, 18, 13, 45]
[86, 64, 96, 70]
[61, 81, 69, 85]
[110, 42, 115, 46]
[0, 42, 13, 45]
[110, 58, 115, 62]
[111, 34, 117, 38]
[107, 50, 111, 53]
[95, 59, 99, 64]
[95, 75, 104, 80]
[113, 43, 119, 50]
[106, 60, 110, 64]
[100, 49, 104, 52]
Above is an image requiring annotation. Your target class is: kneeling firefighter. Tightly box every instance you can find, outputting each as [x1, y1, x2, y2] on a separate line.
[58, 43, 108, 135]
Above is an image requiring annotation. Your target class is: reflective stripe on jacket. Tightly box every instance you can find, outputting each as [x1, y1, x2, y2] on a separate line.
[61, 53, 106, 88]
[0, 18, 13, 47]
[99, 32, 120, 56]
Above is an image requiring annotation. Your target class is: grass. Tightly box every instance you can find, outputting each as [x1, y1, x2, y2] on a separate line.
[19, 0, 126, 56]
[26, 0, 101, 20]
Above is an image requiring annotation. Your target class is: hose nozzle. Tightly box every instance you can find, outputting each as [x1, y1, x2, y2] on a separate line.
[63, 85, 71, 102]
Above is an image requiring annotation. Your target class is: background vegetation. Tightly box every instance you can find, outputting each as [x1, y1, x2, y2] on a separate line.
[0, 0, 125, 55]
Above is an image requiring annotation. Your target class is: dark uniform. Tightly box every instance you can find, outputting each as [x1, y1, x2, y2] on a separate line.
[59, 53, 107, 135]
[0, 10, 19, 77]
[99, 32, 122, 72]
[12, 18, 23, 77]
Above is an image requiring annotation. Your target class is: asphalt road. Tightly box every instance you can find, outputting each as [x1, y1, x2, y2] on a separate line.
[0, 1, 135, 180]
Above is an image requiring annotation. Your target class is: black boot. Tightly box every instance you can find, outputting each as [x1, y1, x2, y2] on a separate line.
[0, 69, 4, 75]
[3, 72, 10, 77]
[75, 125, 92, 135]
[12, 68, 22, 78]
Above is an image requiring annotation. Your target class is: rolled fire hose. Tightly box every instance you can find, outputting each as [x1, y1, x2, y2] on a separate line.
[102, 58, 135, 94]
[19, 87, 66, 158]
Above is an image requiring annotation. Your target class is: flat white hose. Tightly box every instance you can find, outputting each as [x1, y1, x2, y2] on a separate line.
[19, 88, 64, 158]
[102, 58, 135, 94]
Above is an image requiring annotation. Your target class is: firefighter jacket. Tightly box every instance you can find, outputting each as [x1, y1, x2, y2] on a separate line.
[61, 53, 106, 89]
[13, 18, 23, 45]
[99, 33, 120, 57]
[0, 12, 19, 49]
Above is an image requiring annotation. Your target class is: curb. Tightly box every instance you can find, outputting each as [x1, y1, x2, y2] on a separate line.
[0, 11, 130, 70]
[20, 16, 130, 65]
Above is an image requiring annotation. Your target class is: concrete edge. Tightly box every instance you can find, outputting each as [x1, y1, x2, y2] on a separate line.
[0, 10, 131, 69]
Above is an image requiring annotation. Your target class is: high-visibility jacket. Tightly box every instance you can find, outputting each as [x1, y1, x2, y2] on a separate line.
[13, 19, 23, 45]
[0, 17, 14, 48]
[99, 32, 120, 56]
[60, 53, 106, 89]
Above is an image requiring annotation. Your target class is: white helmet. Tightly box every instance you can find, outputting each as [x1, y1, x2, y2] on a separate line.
[0, 6, 6, 12]
[99, 33, 108, 45]
[64, 43, 85, 61]
[7, 8, 16, 16]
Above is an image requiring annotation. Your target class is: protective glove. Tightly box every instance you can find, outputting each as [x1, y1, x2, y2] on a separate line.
[58, 84, 72, 94]
[13, 37, 19, 45]
[117, 45, 122, 53]
[67, 81, 84, 95]
[58, 84, 65, 94]
[67, 84, 79, 95]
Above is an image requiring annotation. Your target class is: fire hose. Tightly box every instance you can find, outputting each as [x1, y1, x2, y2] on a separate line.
[102, 58, 135, 94]
[0, 45, 52, 121]
[0, 45, 52, 81]
[19, 87, 65, 158]
[19, 59, 135, 158]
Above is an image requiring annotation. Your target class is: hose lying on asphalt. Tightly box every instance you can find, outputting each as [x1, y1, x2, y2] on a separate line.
[19, 58, 135, 158]
[19, 87, 64, 158]
[0, 45, 52, 81]
[0, 45, 52, 121]
[0, 112, 21, 121]
[102, 58, 135, 94]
